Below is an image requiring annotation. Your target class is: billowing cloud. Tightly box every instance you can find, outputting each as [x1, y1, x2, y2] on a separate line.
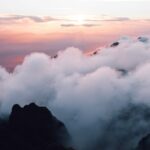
[1, 36, 150, 150]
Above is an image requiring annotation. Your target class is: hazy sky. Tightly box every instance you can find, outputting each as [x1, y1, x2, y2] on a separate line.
[0, 0, 150, 71]
[0, 0, 150, 18]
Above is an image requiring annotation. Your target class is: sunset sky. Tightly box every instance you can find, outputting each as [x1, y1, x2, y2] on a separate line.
[0, 0, 150, 71]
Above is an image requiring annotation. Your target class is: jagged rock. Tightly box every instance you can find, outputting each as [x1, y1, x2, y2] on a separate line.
[111, 42, 120, 47]
[93, 51, 98, 55]
[0, 103, 74, 150]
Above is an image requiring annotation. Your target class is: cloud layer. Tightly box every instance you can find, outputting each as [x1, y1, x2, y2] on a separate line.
[0, 15, 60, 24]
[0, 36, 150, 149]
[0, 14, 143, 26]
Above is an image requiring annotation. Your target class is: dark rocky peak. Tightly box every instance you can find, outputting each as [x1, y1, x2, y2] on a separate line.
[0, 103, 74, 150]
[111, 41, 120, 47]
[92, 51, 98, 55]
[9, 103, 54, 128]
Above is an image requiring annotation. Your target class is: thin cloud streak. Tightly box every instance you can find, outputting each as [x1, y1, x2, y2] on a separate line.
[0, 14, 133, 25]
[0, 14, 64, 24]
[61, 23, 101, 27]
[85, 17, 131, 22]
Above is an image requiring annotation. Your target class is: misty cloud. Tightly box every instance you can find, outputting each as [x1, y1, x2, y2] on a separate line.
[0, 36, 150, 149]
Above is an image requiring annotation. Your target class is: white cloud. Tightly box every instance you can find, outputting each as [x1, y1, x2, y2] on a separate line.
[0, 36, 150, 149]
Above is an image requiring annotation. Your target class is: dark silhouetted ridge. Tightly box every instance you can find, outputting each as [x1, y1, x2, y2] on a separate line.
[0, 103, 74, 150]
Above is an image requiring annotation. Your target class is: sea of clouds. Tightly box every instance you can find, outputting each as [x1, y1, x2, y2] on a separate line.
[0, 36, 150, 150]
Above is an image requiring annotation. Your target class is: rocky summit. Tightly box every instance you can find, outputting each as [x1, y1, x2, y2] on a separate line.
[0, 103, 74, 150]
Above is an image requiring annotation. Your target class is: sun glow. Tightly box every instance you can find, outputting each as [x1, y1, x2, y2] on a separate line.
[69, 15, 86, 25]
[75, 16, 86, 25]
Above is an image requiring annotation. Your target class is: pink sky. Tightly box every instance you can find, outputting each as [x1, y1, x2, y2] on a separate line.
[0, 14, 150, 71]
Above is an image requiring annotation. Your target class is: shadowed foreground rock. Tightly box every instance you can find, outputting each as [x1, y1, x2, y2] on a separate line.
[136, 134, 150, 150]
[0, 103, 74, 150]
